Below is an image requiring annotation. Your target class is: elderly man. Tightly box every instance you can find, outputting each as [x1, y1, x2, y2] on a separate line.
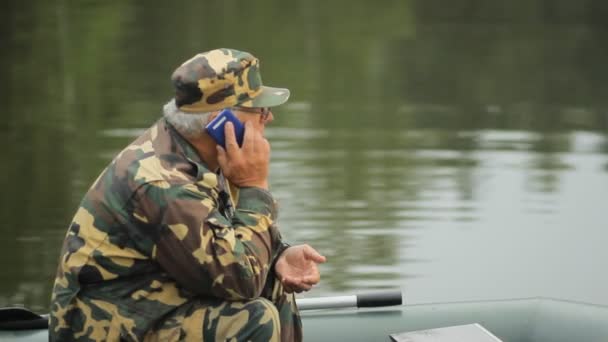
[50, 48, 326, 341]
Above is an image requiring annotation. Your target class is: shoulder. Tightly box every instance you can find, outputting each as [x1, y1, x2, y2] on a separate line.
[112, 121, 205, 189]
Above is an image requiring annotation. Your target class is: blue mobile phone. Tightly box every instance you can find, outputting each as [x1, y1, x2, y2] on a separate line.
[205, 109, 245, 148]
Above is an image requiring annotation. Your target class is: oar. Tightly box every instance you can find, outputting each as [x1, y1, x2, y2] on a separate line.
[0, 290, 403, 330]
[296, 289, 403, 310]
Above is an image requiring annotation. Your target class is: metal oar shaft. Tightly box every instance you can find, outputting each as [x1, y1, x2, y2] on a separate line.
[297, 290, 403, 311]
[297, 295, 358, 310]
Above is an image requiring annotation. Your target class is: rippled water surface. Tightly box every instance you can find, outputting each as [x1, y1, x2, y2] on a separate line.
[1, 1, 607, 312]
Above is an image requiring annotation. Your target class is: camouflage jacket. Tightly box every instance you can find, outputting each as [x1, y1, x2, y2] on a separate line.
[50, 118, 285, 341]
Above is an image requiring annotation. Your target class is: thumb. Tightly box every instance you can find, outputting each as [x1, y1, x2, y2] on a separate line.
[304, 245, 327, 264]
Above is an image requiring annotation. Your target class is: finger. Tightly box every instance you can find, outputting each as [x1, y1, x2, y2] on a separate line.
[216, 145, 227, 168]
[301, 274, 320, 285]
[304, 245, 327, 263]
[224, 122, 239, 154]
[241, 121, 255, 153]
[283, 278, 309, 293]
[295, 283, 313, 291]
[283, 275, 314, 291]
[282, 276, 301, 287]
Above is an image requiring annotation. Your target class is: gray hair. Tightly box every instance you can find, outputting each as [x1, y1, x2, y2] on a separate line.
[163, 99, 212, 138]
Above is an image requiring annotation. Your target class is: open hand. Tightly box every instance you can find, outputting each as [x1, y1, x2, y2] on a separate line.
[275, 244, 326, 293]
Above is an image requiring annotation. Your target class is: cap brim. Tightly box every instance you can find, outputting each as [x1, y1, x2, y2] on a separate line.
[243, 86, 290, 108]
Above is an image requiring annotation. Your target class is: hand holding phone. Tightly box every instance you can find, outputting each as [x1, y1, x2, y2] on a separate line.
[212, 112, 270, 190]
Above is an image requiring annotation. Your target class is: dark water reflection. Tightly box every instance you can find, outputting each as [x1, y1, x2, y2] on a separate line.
[1, 0, 607, 311]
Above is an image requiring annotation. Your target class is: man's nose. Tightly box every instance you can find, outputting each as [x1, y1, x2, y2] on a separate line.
[266, 111, 274, 124]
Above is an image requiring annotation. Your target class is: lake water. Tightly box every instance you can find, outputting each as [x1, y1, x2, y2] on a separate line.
[1, 1, 607, 313]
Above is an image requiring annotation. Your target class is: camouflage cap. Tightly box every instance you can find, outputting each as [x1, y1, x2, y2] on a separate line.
[171, 48, 290, 113]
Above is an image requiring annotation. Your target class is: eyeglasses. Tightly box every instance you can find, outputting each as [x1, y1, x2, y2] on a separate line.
[233, 106, 271, 122]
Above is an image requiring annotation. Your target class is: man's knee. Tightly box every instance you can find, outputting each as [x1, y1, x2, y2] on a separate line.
[212, 298, 281, 341]
[242, 298, 281, 340]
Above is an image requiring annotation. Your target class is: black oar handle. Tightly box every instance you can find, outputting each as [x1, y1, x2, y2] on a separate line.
[357, 290, 403, 308]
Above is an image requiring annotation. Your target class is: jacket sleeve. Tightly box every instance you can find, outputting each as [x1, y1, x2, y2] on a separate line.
[132, 175, 283, 300]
